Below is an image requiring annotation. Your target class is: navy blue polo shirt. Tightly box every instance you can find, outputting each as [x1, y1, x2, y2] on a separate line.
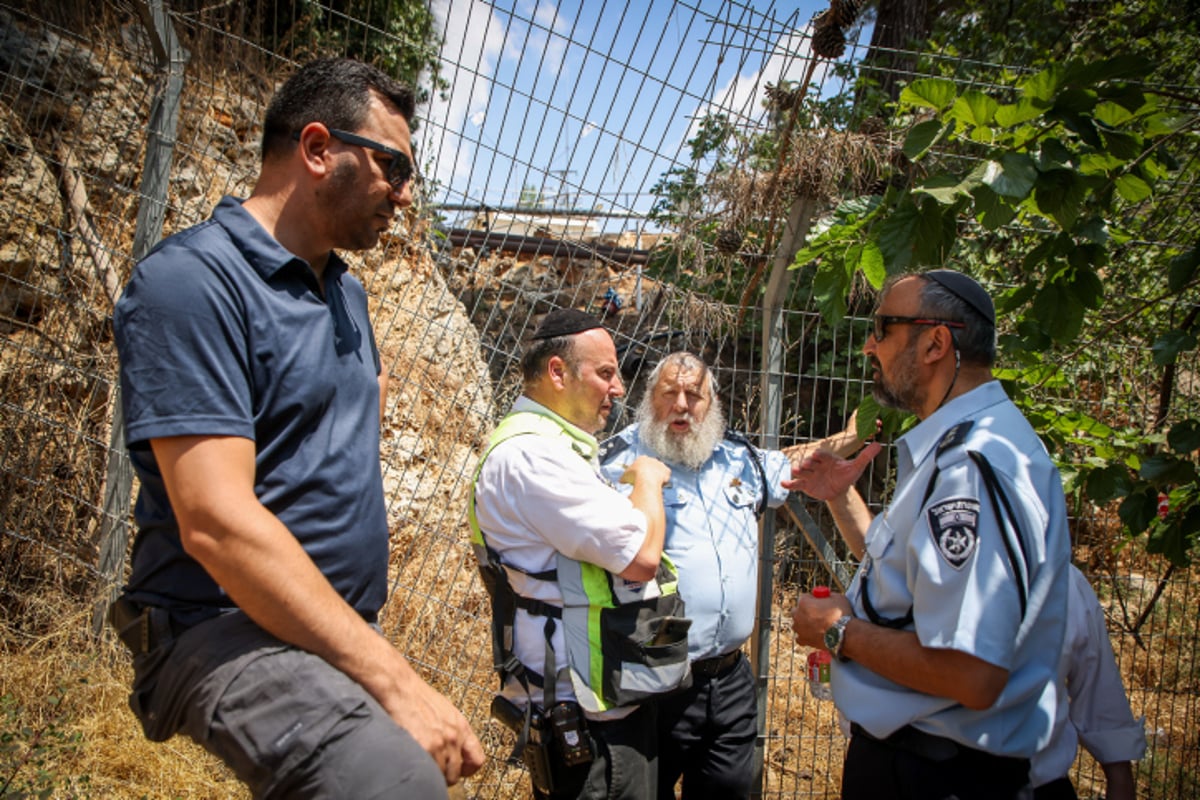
[113, 196, 388, 626]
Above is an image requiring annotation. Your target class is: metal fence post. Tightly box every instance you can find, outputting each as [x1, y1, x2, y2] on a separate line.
[751, 195, 817, 796]
[91, 0, 190, 637]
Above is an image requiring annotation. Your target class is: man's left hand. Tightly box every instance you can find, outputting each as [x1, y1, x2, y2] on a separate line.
[791, 590, 852, 650]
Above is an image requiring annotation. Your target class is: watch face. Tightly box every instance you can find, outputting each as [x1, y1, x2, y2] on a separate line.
[824, 626, 840, 652]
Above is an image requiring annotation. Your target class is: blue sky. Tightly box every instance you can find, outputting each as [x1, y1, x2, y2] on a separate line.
[424, 0, 865, 234]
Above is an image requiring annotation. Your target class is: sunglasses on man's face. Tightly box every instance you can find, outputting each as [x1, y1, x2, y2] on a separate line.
[872, 314, 965, 342]
[293, 127, 415, 190]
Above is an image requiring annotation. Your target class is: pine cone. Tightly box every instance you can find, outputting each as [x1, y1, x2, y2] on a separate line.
[813, 24, 847, 59]
[830, 0, 861, 28]
[714, 228, 744, 255]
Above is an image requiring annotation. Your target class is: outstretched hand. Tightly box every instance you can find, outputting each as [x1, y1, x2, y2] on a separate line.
[782, 441, 882, 500]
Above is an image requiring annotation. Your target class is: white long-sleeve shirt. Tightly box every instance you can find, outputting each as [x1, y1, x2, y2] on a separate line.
[1031, 565, 1147, 786]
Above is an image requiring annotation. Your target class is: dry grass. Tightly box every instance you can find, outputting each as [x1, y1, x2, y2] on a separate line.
[0, 593, 246, 799]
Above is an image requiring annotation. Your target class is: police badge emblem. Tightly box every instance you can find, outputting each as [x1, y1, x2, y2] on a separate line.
[927, 498, 981, 568]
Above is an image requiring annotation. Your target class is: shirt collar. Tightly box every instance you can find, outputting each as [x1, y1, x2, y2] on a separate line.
[512, 396, 600, 462]
[897, 380, 1007, 473]
[212, 196, 349, 284]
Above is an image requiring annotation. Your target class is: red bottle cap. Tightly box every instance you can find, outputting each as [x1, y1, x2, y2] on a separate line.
[812, 585, 830, 598]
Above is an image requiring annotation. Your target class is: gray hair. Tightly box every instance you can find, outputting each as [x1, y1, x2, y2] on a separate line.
[644, 351, 717, 396]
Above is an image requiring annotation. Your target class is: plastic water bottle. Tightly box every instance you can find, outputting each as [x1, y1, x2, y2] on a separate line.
[807, 585, 834, 701]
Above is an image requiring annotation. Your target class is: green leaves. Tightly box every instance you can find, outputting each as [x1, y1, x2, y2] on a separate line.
[900, 78, 957, 111]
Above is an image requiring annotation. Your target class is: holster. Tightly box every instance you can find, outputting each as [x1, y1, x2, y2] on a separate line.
[490, 695, 556, 794]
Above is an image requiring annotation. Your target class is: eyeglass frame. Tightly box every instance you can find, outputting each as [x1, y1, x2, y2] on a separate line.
[872, 314, 965, 342]
[291, 126, 415, 190]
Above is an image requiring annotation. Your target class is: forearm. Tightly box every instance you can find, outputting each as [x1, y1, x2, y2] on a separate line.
[186, 494, 425, 700]
[839, 619, 1009, 710]
[156, 436, 420, 705]
[622, 480, 666, 581]
[1101, 761, 1136, 800]
[826, 488, 871, 559]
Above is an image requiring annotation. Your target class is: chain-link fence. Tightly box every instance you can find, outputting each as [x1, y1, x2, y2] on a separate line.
[1, 1, 1197, 797]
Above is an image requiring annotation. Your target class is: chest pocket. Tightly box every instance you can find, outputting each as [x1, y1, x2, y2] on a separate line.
[865, 515, 897, 562]
[860, 515, 914, 630]
[723, 479, 758, 509]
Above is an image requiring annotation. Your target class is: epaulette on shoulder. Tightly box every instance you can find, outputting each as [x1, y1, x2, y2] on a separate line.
[723, 428, 755, 450]
[598, 434, 630, 464]
[934, 420, 975, 464]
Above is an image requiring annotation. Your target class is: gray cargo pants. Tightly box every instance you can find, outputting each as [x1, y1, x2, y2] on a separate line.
[124, 608, 447, 799]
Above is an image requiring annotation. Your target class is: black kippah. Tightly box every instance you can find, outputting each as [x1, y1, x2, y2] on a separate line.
[530, 308, 604, 340]
[924, 269, 995, 325]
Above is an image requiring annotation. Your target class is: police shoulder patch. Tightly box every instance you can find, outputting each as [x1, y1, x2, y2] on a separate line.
[927, 497, 981, 569]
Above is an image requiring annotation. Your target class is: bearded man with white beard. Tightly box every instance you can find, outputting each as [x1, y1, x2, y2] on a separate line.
[599, 351, 863, 800]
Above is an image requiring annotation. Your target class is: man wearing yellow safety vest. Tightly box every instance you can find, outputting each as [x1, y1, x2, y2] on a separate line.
[470, 308, 691, 799]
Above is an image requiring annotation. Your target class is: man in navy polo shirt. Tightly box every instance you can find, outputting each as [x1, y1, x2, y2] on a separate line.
[110, 58, 483, 797]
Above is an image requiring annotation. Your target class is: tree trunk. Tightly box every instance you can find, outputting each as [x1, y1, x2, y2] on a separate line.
[856, 0, 930, 110]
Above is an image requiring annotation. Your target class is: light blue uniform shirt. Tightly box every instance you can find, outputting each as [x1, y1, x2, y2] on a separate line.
[833, 380, 1069, 758]
[600, 426, 790, 660]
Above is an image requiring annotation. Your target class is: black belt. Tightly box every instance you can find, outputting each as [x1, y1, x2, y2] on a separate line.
[851, 722, 960, 761]
[692, 649, 741, 679]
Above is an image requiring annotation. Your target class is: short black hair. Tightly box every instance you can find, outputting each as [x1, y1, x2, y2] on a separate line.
[260, 58, 416, 161]
[520, 335, 579, 387]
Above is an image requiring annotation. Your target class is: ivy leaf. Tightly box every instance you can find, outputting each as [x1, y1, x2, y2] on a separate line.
[813, 259, 851, 325]
[995, 99, 1043, 128]
[875, 202, 921, 272]
[1140, 454, 1198, 485]
[970, 183, 1017, 231]
[915, 173, 970, 205]
[1037, 138, 1075, 171]
[1118, 485, 1159, 535]
[1100, 128, 1143, 160]
[854, 240, 886, 287]
[1094, 100, 1135, 128]
[913, 199, 959, 265]
[1146, 517, 1193, 566]
[1031, 281, 1085, 342]
[952, 90, 999, 128]
[1034, 169, 1087, 229]
[1167, 246, 1200, 293]
[1151, 329, 1198, 366]
[1114, 174, 1153, 203]
[1084, 463, 1132, 504]
[1168, 420, 1200, 455]
[901, 78, 957, 111]
[1066, 54, 1153, 86]
[1066, 258, 1105, 309]
[1020, 65, 1064, 108]
[980, 153, 1038, 199]
[903, 119, 946, 160]
[1055, 87, 1099, 114]
[855, 395, 883, 440]
[1075, 216, 1110, 245]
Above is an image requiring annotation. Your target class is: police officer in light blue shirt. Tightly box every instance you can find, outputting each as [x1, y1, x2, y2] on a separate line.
[788, 270, 1070, 800]
[600, 352, 864, 800]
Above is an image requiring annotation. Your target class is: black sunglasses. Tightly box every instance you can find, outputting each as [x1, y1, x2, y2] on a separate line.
[293, 127, 414, 190]
[873, 314, 965, 342]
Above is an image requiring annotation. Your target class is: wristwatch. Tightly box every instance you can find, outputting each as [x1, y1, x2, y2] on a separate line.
[824, 615, 853, 661]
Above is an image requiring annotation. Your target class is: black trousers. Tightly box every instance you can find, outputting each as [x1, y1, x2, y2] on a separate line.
[1033, 777, 1079, 800]
[842, 724, 1034, 800]
[656, 652, 756, 800]
[534, 703, 658, 800]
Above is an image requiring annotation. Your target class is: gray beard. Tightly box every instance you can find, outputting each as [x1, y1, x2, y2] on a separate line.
[635, 400, 727, 471]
